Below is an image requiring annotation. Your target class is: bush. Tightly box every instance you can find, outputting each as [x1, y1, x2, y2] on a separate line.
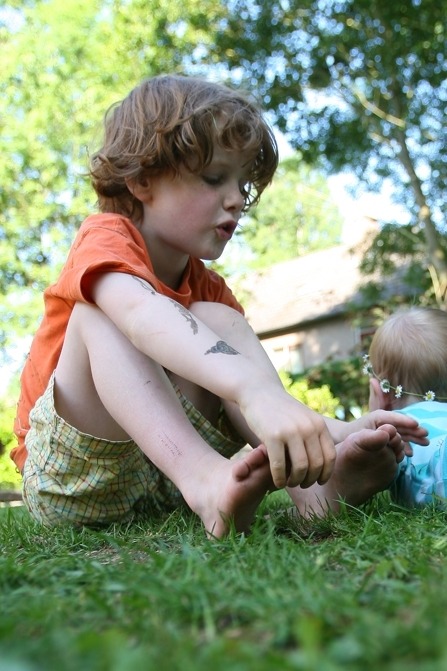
[279, 371, 340, 417]
[304, 357, 369, 420]
[0, 451, 21, 489]
[0, 392, 21, 489]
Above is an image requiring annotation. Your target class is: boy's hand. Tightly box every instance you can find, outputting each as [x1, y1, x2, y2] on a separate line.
[240, 385, 336, 489]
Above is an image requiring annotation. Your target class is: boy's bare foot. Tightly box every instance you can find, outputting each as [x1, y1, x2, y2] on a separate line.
[189, 444, 274, 538]
[288, 425, 401, 517]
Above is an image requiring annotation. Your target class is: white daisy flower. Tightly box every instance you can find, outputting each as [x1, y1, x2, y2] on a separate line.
[380, 379, 391, 393]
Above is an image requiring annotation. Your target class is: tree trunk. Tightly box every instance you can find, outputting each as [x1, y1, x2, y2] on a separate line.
[395, 128, 447, 303]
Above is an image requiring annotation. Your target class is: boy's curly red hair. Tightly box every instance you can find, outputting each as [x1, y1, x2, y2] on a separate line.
[90, 74, 279, 222]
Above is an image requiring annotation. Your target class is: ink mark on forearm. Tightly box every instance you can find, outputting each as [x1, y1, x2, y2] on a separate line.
[169, 299, 198, 334]
[133, 276, 156, 294]
[159, 432, 183, 457]
[205, 340, 239, 355]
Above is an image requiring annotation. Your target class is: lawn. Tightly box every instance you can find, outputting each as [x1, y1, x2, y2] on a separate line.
[1, 493, 447, 671]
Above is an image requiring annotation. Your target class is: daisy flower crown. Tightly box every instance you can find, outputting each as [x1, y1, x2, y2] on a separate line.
[362, 354, 447, 402]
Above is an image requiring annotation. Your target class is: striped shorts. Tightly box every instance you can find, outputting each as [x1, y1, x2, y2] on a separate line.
[22, 373, 246, 527]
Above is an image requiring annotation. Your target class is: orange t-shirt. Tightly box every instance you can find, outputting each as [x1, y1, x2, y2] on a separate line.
[12, 213, 243, 472]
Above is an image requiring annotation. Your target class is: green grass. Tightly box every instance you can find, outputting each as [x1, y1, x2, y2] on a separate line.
[1, 493, 447, 671]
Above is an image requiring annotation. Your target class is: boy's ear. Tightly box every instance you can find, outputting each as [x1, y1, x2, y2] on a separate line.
[369, 377, 393, 411]
[126, 177, 151, 202]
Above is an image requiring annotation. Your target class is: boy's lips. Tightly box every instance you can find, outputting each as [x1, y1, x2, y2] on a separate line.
[215, 220, 237, 241]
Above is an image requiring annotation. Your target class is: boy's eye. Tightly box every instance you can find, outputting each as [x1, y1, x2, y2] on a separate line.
[202, 174, 223, 186]
[203, 175, 249, 191]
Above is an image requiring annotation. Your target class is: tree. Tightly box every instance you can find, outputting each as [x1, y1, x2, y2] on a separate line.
[212, 0, 447, 305]
[241, 155, 343, 268]
[0, 0, 227, 357]
[212, 154, 343, 281]
[358, 221, 447, 308]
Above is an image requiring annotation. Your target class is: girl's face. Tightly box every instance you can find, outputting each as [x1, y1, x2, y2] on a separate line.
[135, 144, 253, 281]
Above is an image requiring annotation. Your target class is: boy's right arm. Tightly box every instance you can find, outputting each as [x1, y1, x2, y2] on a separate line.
[91, 271, 336, 489]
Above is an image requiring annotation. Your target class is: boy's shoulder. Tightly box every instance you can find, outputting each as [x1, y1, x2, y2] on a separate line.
[74, 213, 144, 248]
[80, 212, 134, 232]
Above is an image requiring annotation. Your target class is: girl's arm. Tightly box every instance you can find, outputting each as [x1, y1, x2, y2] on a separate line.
[323, 412, 428, 447]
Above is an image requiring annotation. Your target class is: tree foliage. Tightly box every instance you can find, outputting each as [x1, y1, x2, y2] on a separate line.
[212, 154, 343, 281]
[241, 155, 343, 268]
[0, 377, 21, 487]
[279, 371, 341, 418]
[304, 357, 369, 421]
[0, 0, 227, 354]
[213, 0, 447, 304]
[358, 221, 447, 306]
[4, 0, 444, 334]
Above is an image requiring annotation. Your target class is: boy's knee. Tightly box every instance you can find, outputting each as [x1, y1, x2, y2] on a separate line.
[189, 301, 245, 331]
[65, 302, 118, 351]
[70, 302, 110, 332]
[71, 301, 100, 320]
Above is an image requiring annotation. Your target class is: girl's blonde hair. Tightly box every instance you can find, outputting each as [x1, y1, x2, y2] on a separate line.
[369, 307, 447, 401]
[90, 74, 279, 222]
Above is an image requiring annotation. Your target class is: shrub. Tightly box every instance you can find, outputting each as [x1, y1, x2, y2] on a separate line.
[279, 371, 340, 417]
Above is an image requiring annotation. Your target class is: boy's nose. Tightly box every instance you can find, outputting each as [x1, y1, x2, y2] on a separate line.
[224, 182, 245, 212]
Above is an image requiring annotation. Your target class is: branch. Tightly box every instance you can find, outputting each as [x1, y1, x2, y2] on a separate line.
[353, 88, 406, 129]
[428, 265, 447, 306]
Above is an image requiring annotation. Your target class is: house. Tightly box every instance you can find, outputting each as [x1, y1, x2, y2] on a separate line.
[241, 220, 415, 374]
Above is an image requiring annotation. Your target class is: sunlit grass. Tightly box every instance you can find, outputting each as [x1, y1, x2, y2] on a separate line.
[1, 494, 447, 670]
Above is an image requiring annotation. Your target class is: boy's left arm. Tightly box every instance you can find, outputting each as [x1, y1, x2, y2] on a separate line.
[324, 411, 429, 447]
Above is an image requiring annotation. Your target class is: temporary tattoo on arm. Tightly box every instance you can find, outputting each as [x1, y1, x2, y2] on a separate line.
[132, 275, 156, 294]
[158, 432, 183, 458]
[205, 340, 240, 355]
[168, 299, 198, 335]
